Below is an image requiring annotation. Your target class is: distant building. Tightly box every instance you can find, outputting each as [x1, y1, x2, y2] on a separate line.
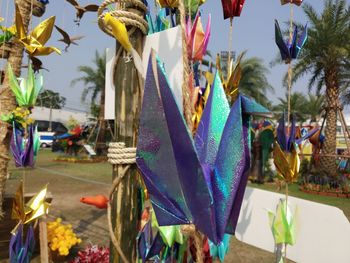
[31, 107, 93, 125]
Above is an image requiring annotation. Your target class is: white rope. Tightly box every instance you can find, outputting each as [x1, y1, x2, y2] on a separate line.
[107, 142, 136, 165]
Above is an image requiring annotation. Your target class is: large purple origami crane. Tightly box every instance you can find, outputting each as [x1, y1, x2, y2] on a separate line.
[136, 51, 271, 244]
[11, 125, 34, 167]
[275, 19, 308, 63]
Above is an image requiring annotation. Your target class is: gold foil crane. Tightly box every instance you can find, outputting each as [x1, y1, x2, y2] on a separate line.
[15, 4, 60, 56]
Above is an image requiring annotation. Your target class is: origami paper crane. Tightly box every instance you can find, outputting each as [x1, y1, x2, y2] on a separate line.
[146, 9, 170, 35]
[8, 63, 43, 108]
[103, 13, 144, 78]
[281, 0, 303, 6]
[268, 199, 296, 245]
[273, 114, 300, 182]
[137, 220, 165, 262]
[9, 224, 35, 263]
[216, 52, 244, 102]
[151, 211, 184, 247]
[275, 19, 308, 63]
[11, 125, 35, 168]
[11, 182, 49, 232]
[221, 0, 245, 21]
[208, 234, 231, 262]
[33, 126, 40, 160]
[136, 51, 271, 244]
[15, 5, 60, 56]
[158, 0, 179, 8]
[186, 12, 211, 62]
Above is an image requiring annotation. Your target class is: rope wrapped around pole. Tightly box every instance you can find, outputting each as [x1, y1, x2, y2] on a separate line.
[107, 142, 136, 263]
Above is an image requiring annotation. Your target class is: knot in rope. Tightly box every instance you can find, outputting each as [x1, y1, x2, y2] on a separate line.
[107, 142, 136, 165]
[97, 0, 148, 37]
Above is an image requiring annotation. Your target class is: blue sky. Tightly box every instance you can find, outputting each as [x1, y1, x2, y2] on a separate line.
[0, 0, 326, 111]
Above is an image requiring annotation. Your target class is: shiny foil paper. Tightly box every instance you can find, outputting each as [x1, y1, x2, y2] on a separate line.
[136, 51, 271, 244]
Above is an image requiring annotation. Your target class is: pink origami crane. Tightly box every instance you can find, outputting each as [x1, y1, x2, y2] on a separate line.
[186, 12, 211, 62]
[281, 0, 303, 6]
[221, 0, 245, 21]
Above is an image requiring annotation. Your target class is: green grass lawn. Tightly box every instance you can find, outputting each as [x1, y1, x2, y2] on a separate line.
[6, 149, 348, 262]
[249, 182, 350, 221]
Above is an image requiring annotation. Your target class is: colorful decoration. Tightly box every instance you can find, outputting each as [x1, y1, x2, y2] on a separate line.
[274, 19, 308, 63]
[71, 245, 110, 263]
[151, 212, 184, 247]
[47, 218, 82, 256]
[268, 199, 296, 245]
[103, 13, 144, 77]
[273, 114, 300, 182]
[1, 107, 34, 129]
[137, 220, 165, 262]
[186, 12, 211, 62]
[15, 4, 60, 56]
[8, 63, 43, 108]
[12, 182, 49, 231]
[136, 52, 271, 244]
[146, 9, 170, 35]
[9, 224, 35, 263]
[281, 0, 303, 6]
[208, 234, 231, 262]
[0, 18, 16, 43]
[80, 195, 108, 209]
[221, 0, 245, 21]
[10, 125, 35, 167]
[217, 52, 244, 102]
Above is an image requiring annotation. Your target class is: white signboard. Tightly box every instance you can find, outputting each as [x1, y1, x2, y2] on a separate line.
[104, 26, 183, 120]
[83, 144, 96, 156]
[236, 187, 350, 263]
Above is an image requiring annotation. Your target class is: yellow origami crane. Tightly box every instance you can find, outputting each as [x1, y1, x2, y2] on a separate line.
[273, 143, 300, 183]
[15, 5, 60, 56]
[11, 182, 50, 233]
[192, 72, 213, 131]
[104, 12, 144, 78]
[217, 52, 244, 103]
[158, 0, 179, 8]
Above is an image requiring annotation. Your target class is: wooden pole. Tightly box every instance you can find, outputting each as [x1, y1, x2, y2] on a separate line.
[110, 10, 144, 263]
[0, 0, 34, 215]
[39, 217, 49, 263]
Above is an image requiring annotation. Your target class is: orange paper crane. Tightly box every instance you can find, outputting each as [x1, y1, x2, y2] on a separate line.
[80, 195, 108, 209]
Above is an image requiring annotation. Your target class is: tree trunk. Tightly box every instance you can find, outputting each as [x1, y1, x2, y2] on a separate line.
[0, 1, 32, 216]
[320, 71, 338, 176]
[96, 85, 107, 155]
[110, 12, 144, 263]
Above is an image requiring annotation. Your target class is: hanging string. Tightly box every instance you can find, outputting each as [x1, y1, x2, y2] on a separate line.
[178, 0, 193, 131]
[285, 3, 294, 263]
[227, 18, 233, 74]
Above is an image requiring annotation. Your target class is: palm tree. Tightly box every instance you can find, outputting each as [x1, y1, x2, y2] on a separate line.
[291, 0, 350, 175]
[71, 51, 107, 155]
[273, 92, 308, 124]
[239, 56, 274, 108]
[0, 1, 34, 216]
[305, 93, 325, 123]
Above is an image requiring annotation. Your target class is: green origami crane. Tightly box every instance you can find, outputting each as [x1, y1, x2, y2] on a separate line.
[8, 63, 43, 108]
[268, 199, 296, 245]
[151, 211, 184, 247]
